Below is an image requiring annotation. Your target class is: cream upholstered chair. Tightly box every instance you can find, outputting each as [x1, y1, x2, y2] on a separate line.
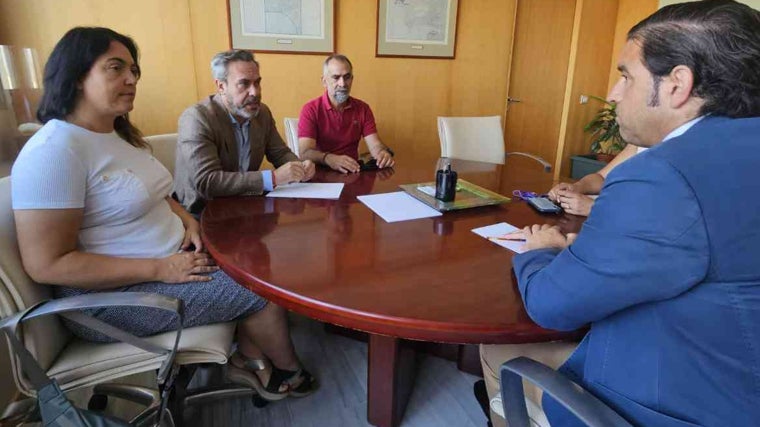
[145, 133, 178, 176]
[437, 116, 552, 172]
[0, 177, 253, 424]
[283, 118, 300, 158]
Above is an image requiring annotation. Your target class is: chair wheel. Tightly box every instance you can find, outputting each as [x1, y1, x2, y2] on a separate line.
[88, 394, 108, 411]
[252, 395, 269, 408]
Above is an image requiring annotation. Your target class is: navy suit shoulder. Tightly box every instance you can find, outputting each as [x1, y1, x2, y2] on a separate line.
[515, 116, 760, 426]
[647, 116, 760, 280]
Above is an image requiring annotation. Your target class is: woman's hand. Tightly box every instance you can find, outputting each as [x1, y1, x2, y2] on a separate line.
[556, 189, 595, 217]
[547, 182, 577, 202]
[181, 221, 204, 253]
[168, 197, 206, 252]
[157, 251, 218, 283]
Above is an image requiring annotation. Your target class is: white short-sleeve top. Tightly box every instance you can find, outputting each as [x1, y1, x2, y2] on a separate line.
[12, 119, 184, 259]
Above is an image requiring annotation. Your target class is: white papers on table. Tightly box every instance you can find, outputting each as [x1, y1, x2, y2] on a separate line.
[418, 185, 436, 197]
[265, 183, 344, 199]
[357, 191, 442, 223]
[471, 222, 527, 254]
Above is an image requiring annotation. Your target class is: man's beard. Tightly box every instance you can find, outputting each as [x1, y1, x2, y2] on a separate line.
[227, 94, 261, 119]
[334, 89, 349, 104]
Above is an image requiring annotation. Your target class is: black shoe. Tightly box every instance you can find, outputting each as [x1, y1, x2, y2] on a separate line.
[473, 379, 493, 426]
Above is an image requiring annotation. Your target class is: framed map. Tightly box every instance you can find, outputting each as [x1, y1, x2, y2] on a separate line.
[376, 0, 459, 58]
[228, 0, 334, 54]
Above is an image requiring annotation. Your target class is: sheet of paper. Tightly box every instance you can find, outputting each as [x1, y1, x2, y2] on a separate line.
[357, 191, 442, 223]
[265, 182, 344, 199]
[471, 222, 527, 254]
[418, 185, 436, 197]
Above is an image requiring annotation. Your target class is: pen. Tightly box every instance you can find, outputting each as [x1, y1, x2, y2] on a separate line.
[488, 236, 526, 242]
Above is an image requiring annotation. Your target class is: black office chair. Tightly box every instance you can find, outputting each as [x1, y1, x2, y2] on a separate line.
[499, 357, 633, 427]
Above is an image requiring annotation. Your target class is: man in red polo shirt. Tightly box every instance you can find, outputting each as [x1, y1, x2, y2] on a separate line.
[298, 54, 395, 173]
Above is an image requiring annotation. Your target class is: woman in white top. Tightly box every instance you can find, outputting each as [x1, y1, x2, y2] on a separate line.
[11, 27, 315, 401]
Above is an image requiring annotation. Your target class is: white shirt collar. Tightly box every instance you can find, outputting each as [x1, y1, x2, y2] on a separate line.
[662, 116, 705, 142]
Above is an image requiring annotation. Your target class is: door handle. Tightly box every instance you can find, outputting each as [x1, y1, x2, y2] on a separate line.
[507, 97, 522, 103]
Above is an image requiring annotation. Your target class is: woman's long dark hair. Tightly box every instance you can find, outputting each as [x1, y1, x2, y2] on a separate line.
[37, 27, 148, 149]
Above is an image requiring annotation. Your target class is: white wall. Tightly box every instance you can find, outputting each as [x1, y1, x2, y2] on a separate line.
[660, 0, 760, 10]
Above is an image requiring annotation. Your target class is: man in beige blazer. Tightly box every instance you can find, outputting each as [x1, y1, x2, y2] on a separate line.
[174, 49, 315, 215]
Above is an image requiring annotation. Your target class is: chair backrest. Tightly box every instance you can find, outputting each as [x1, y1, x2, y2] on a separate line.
[437, 116, 506, 164]
[0, 177, 71, 395]
[283, 118, 300, 158]
[145, 133, 178, 176]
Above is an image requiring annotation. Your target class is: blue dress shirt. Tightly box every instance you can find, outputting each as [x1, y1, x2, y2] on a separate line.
[229, 113, 274, 191]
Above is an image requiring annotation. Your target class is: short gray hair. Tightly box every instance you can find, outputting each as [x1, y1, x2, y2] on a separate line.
[323, 54, 353, 75]
[211, 49, 259, 81]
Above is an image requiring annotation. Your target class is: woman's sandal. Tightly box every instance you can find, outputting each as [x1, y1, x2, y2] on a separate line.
[226, 352, 289, 401]
[272, 366, 319, 398]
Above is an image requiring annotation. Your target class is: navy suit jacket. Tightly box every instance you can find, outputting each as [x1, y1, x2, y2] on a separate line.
[513, 116, 760, 427]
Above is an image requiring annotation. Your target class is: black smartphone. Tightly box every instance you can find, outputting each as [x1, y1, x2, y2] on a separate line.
[527, 197, 562, 213]
[358, 158, 379, 171]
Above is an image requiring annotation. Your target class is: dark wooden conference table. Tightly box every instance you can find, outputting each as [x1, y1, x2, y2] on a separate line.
[200, 156, 585, 427]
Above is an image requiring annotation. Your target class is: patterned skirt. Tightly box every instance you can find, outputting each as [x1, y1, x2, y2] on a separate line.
[54, 269, 268, 343]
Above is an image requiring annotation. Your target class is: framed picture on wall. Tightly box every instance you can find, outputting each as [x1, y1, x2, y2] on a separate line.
[227, 0, 334, 54]
[376, 0, 459, 58]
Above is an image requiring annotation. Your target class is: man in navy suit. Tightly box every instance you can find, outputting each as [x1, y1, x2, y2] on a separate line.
[480, 1, 760, 426]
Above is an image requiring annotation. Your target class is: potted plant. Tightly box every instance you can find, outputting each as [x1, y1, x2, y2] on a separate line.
[570, 96, 627, 179]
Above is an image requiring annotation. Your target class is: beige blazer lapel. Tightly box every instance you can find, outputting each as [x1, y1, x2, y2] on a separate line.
[211, 94, 240, 171]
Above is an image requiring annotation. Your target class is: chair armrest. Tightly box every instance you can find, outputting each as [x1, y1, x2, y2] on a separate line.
[499, 357, 632, 427]
[0, 292, 184, 383]
[0, 292, 181, 327]
[505, 152, 553, 173]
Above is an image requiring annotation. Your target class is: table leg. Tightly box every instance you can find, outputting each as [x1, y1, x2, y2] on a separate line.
[367, 334, 417, 427]
[457, 344, 484, 377]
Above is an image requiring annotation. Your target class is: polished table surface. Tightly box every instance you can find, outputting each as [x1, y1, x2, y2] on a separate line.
[201, 157, 585, 426]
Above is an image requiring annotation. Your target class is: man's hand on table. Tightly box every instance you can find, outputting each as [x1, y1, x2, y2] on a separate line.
[274, 160, 315, 185]
[500, 224, 577, 251]
[372, 148, 395, 168]
[325, 153, 360, 174]
[302, 160, 316, 180]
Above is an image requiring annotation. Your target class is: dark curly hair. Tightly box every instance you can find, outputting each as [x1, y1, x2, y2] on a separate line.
[628, 0, 760, 118]
[37, 27, 147, 148]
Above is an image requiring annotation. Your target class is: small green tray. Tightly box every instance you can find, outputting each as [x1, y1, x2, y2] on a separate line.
[400, 179, 511, 212]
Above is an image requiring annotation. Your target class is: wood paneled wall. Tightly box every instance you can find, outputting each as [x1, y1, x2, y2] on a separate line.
[188, 0, 517, 160]
[553, 0, 657, 179]
[1, 0, 517, 159]
[0, 0, 199, 136]
[503, 0, 576, 171]
[0, 0, 655, 174]
[606, 0, 659, 93]
[555, 0, 620, 179]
